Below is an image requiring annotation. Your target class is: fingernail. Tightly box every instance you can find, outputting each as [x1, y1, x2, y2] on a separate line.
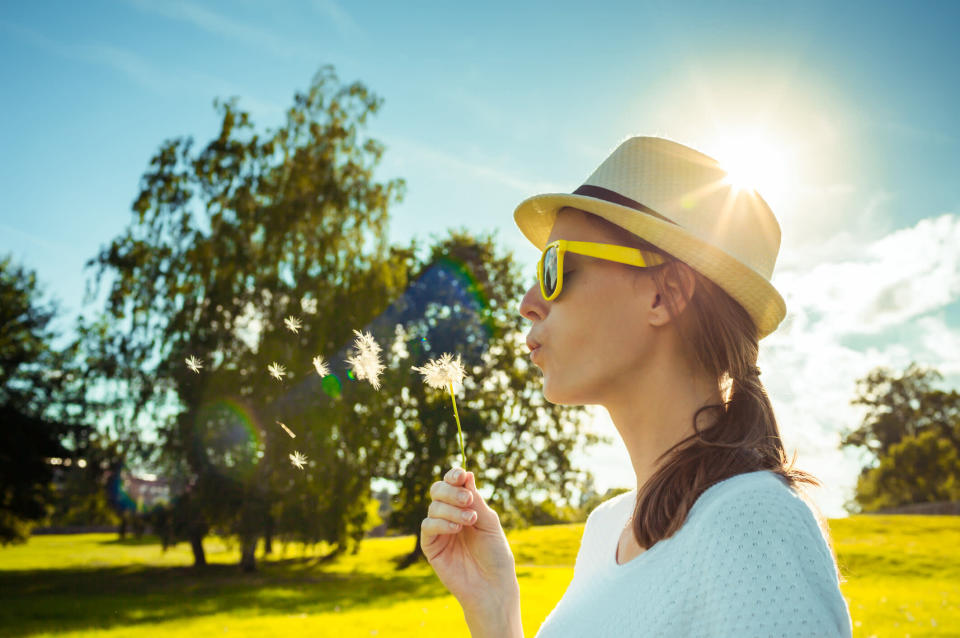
[452, 469, 463, 481]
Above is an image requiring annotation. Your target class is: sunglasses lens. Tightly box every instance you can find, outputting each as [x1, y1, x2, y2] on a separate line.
[543, 245, 558, 297]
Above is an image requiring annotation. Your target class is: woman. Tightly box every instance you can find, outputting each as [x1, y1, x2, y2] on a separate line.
[420, 137, 853, 637]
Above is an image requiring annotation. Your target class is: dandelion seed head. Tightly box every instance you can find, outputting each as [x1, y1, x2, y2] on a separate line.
[268, 362, 287, 381]
[347, 330, 384, 390]
[284, 316, 303, 334]
[185, 356, 203, 374]
[289, 450, 307, 470]
[312, 355, 330, 378]
[412, 352, 466, 390]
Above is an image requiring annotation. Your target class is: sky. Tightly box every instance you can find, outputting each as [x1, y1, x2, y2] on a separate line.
[2, 0, 959, 517]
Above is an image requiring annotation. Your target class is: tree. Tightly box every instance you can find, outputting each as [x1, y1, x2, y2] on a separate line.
[86, 66, 408, 570]
[0, 257, 80, 543]
[854, 429, 960, 511]
[841, 362, 960, 512]
[841, 362, 959, 456]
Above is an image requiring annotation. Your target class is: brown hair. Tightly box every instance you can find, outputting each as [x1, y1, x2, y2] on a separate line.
[581, 210, 842, 578]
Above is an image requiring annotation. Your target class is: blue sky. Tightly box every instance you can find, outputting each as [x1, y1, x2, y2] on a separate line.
[2, 0, 959, 516]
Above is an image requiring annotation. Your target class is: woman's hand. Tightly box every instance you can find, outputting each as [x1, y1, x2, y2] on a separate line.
[421, 467, 520, 616]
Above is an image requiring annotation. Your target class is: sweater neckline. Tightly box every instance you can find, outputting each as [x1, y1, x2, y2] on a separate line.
[607, 470, 777, 572]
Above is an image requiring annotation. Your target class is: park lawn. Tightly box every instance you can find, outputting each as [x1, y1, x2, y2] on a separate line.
[0, 516, 957, 637]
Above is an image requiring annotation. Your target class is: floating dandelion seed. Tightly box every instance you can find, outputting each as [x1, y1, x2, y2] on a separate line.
[284, 316, 303, 334]
[185, 356, 203, 374]
[276, 421, 296, 439]
[312, 355, 330, 378]
[268, 362, 287, 381]
[412, 353, 469, 468]
[346, 330, 384, 390]
[289, 450, 307, 470]
[301, 297, 318, 314]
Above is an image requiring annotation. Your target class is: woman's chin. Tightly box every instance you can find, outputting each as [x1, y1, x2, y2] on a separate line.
[542, 380, 580, 406]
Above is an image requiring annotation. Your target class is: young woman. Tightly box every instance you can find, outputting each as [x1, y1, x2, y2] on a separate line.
[420, 137, 853, 637]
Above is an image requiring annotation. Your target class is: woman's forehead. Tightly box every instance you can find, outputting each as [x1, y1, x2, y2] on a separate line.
[548, 208, 619, 243]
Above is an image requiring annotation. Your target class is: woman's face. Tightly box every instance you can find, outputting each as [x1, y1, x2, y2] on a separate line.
[519, 208, 662, 405]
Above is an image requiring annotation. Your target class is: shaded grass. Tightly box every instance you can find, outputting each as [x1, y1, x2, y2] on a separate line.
[0, 516, 958, 637]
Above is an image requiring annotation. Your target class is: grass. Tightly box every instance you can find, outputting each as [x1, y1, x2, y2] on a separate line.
[0, 516, 957, 637]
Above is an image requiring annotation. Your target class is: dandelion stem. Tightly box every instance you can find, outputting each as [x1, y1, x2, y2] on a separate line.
[448, 382, 466, 469]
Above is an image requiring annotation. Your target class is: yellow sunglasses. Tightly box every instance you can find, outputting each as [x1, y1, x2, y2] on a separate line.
[537, 239, 667, 301]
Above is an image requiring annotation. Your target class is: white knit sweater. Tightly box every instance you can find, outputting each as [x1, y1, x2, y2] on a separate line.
[534, 471, 853, 637]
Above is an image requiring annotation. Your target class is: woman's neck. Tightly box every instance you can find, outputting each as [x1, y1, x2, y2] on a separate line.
[602, 353, 721, 495]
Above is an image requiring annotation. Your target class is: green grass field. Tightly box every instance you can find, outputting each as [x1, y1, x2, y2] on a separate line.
[0, 515, 957, 637]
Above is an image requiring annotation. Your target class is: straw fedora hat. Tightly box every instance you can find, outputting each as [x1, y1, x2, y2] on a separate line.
[513, 136, 787, 340]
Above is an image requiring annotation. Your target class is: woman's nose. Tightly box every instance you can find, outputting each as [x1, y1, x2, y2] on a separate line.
[519, 281, 546, 322]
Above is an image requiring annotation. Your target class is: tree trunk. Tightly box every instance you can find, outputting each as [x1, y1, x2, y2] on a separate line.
[397, 532, 424, 570]
[263, 515, 273, 555]
[240, 537, 257, 572]
[189, 532, 207, 567]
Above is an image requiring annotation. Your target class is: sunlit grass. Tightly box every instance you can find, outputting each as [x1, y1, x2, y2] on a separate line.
[1, 515, 957, 637]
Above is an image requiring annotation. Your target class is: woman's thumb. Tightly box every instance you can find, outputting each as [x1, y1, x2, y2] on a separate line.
[464, 471, 486, 507]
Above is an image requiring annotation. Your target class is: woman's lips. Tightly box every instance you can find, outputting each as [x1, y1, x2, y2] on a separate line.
[527, 340, 542, 364]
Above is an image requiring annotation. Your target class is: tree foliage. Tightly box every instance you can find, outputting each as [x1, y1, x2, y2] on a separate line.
[86, 66, 408, 569]
[854, 429, 960, 511]
[842, 362, 960, 512]
[0, 257, 88, 543]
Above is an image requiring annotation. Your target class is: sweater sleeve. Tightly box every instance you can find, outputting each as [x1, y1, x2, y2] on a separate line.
[690, 479, 853, 638]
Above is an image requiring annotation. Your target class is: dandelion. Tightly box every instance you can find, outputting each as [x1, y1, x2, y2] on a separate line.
[185, 356, 203, 374]
[312, 355, 330, 378]
[268, 362, 287, 381]
[276, 421, 296, 439]
[412, 353, 468, 468]
[301, 297, 318, 314]
[346, 330, 384, 390]
[284, 315, 303, 334]
[289, 450, 307, 470]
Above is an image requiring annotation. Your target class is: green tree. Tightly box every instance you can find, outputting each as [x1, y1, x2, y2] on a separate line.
[0, 257, 88, 543]
[86, 66, 408, 570]
[854, 429, 960, 511]
[842, 362, 960, 512]
[841, 362, 959, 456]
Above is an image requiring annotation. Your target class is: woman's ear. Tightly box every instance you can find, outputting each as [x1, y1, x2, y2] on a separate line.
[648, 262, 696, 327]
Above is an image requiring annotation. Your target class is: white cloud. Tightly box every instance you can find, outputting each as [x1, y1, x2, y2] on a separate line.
[125, 0, 310, 59]
[383, 135, 568, 196]
[0, 19, 284, 123]
[774, 213, 960, 338]
[310, 0, 366, 42]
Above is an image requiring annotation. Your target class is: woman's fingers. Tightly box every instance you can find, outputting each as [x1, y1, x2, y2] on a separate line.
[429, 500, 478, 525]
[431, 478, 473, 507]
[422, 516, 463, 536]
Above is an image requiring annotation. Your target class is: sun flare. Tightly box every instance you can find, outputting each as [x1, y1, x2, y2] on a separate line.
[709, 131, 795, 204]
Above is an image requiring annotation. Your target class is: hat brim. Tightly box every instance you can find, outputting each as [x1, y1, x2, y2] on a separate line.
[514, 192, 786, 340]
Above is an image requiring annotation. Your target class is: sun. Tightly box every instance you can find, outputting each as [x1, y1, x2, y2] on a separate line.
[708, 130, 795, 204]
